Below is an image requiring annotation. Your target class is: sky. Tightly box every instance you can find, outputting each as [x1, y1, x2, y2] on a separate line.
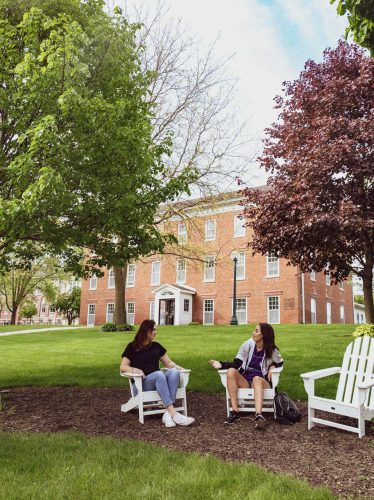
[122, 0, 348, 186]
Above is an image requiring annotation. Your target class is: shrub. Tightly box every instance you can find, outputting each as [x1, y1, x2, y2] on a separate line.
[116, 323, 135, 332]
[189, 321, 201, 326]
[352, 324, 374, 338]
[100, 322, 117, 332]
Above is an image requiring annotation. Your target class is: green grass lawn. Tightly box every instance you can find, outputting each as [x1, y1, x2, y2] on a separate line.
[0, 324, 78, 332]
[0, 324, 356, 400]
[0, 432, 333, 500]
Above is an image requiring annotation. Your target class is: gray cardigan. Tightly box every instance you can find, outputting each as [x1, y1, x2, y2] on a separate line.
[220, 338, 283, 377]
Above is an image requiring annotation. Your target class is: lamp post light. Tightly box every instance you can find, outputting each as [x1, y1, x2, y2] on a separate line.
[230, 256, 238, 325]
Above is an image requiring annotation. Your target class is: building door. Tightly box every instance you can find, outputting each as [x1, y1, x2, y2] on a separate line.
[159, 299, 175, 325]
[87, 304, 96, 326]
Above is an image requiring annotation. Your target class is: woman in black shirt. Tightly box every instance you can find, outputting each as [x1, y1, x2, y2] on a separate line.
[120, 319, 195, 427]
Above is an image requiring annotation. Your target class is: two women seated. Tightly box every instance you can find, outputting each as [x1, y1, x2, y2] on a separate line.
[120, 320, 283, 429]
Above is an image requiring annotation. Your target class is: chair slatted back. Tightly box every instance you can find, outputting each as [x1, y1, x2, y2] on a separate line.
[336, 336, 374, 408]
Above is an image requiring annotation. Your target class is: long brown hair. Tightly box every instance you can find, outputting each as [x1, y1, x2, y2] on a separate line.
[133, 319, 156, 351]
[259, 323, 278, 358]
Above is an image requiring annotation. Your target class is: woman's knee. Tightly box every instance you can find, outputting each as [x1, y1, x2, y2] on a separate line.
[252, 376, 264, 386]
[168, 368, 180, 379]
[227, 368, 237, 378]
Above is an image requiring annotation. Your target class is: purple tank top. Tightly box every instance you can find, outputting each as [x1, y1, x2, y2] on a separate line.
[244, 347, 265, 382]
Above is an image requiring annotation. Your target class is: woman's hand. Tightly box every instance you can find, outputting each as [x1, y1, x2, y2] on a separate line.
[209, 359, 222, 370]
[267, 368, 273, 382]
[132, 368, 145, 378]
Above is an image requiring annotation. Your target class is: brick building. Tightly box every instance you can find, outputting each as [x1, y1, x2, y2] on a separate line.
[80, 192, 354, 326]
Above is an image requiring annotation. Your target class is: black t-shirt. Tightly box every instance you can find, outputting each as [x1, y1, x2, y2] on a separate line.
[122, 341, 167, 376]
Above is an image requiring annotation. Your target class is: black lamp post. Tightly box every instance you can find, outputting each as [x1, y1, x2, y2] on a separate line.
[230, 256, 238, 325]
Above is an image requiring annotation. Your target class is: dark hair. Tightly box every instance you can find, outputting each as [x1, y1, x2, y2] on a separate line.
[133, 319, 156, 351]
[259, 323, 278, 358]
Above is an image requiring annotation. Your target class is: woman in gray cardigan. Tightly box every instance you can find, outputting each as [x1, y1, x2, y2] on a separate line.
[209, 323, 283, 429]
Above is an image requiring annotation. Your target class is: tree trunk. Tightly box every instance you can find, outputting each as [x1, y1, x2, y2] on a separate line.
[114, 265, 127, 324]
[10, 307, 17, 325]
[362, 262, 374, 323]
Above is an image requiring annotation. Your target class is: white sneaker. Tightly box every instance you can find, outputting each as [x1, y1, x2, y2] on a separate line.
[162, 411, 176, 428]
[172, 412, 195, 426]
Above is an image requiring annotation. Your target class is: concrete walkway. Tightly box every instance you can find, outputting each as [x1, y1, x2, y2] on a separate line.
[0, 326, 88, 337]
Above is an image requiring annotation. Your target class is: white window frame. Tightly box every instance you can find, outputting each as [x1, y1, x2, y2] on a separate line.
[267, 296, 280, 324]
[178, 222, 187, 244]
[89, 274, 97, 290]
[203, 299, 214, 325]
[126, 264, 136, 288]
[204, 255, 216, 282]
[310, 271, 316, 281]
[340, 304, 345, 324]
[87, 304, 96, 326]
[233, 215, 245, 238]
[106, 303, 115, 323]
[184, 299, 190, 312]
[176, 259, 186, 284]
[205, 219, 216, 241]
[325, 270, 330, 286]
[235, 298, 247, 324]
[149, 301, 155, 321]
[339, 280, 344, 291]
[311, 298, 317, 324]
[107, 268, 115, 289]
[127, 302, 135, 325]
[151, 261, 161, 286]
[266, 253, 279, 278]
[326, 301, 332, 324]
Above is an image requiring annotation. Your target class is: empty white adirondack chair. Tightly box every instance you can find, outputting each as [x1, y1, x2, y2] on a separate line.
[120, 368, 190, 424]
[301, 336, 374, 438]
[218, 367, 283, 416]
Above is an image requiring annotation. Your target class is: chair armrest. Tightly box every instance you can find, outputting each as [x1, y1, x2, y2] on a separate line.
[300, 367, 341, 380]
[120, 372, 143, 379]
[357, 378, 374, 390]
[161, 367, 191, 373]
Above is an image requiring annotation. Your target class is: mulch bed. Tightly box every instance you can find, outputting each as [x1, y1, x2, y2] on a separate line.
[0, 387, 373, 498]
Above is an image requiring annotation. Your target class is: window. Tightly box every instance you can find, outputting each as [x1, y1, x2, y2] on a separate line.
[235, 298, 247, 324]
[311, 298, 317, 324]
[127, 302, 135, 325]
[267, 296, 280, 324]
[340, 304, 345, 324]
[326, 302, 332, 324]
[205, 219, 216, 241]
[89, 274, 97, 290]
[178, 222, 187, 244]
[204, 255, 215, 282]
[41, 302, 46, 314]
[266, 253, 279, 277]
[126, 264, 136, 287]
[107, 268, 115, 289]
[203, 299, 214, 325]
[184, 299, 190, 312]
[106, 303, 115, 323]
[325, 270, 330, 286]
[233, 252, 245, 280]
[151, 261, 161, 286]
[176, 259, 186, 284]
[310, 271, 316, 281]
[49, 305, 55, 313]
[233, 215, 245, 237]
[339, 281, 344, 291]
[149, 301, 155, 321]
[87, 304, 96, 326]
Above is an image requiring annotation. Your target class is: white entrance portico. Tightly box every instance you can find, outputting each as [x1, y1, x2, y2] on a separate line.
[153, 284, 196, 325]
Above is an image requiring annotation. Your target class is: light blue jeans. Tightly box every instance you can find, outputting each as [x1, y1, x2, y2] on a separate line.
[133, 368, 180, 408]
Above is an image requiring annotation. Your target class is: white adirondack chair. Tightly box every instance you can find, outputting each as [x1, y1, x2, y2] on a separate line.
[120, 368, 190, 424]
[301, 336, 374, 438]
[218, 367, 283, 416]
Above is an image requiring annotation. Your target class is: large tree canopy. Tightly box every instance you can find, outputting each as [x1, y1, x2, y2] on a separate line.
[243, 41, 374, 322]
[0, 0, 194, 275]
[331, 0, 374, 54]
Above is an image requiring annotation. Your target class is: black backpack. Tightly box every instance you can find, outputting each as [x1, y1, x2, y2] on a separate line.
[273, 391, 301, 425]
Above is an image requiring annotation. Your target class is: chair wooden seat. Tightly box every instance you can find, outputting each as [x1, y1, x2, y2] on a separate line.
[120, 368, 190, 424]
[218, 367, 283, 416]
[301, 335, 374, 438]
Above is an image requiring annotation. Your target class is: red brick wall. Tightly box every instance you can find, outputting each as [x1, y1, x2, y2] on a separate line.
[80, 204, 354, 326]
